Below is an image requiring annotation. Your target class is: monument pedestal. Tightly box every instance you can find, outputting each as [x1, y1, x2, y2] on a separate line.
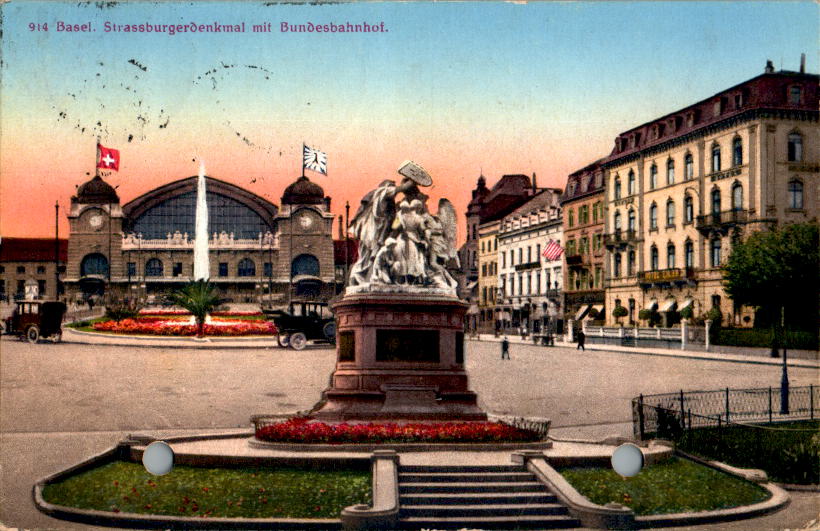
[311, 293, 487, 421]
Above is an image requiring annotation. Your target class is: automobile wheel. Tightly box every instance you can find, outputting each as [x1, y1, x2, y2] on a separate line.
[25, 325, 40, 344]
[323, 322, 336, 343]
[277, 333, 290, 348]
[289, 332, 307, 351]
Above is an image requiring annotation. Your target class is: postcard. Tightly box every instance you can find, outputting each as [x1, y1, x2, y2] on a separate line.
[1, 1, 817, 529]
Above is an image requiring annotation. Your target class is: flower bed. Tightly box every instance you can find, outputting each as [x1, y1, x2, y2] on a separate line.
[255, 418, 541, 444]
[92, 317, 277, 336]
[137, 310, 264, 317]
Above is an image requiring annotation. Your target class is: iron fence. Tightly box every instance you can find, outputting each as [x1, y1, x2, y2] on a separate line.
[633, 385, 819, 440]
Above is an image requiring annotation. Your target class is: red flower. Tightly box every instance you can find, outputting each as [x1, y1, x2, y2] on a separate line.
[255, 419, 540, 444]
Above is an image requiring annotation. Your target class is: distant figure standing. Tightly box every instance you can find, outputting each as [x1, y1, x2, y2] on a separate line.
[501, 336, 510, 359]
[576, 330, 586, 351]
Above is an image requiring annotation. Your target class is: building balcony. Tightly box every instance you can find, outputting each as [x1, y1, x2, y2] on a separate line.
[695, 209, 749, 235]
[638, 267, 697, 286]
[603, 230, 639, 249]
[514, 261, 541, 272]
[565, 254, 583, 266]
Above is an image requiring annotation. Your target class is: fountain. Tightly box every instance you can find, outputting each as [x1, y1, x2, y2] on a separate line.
[193, 160, 210, 281]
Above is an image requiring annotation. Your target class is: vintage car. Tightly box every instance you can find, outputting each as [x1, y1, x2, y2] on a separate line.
[2, 300, 67, 343]
[262, 301, 336, 350]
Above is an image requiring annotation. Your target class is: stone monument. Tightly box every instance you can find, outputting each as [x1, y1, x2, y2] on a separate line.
[312, 161, 486, 421]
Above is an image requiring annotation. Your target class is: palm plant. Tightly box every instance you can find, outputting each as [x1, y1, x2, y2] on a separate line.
[172, 280, 219, 337]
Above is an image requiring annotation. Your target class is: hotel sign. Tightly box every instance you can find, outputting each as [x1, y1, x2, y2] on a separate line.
[639, 268, 692, 283]
[788, 163, 820, 173]
[709, 166, 742, 182]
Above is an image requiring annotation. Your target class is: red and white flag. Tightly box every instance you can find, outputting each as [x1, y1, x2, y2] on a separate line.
[97, 143, 120, 171]
[542, 239, 564, 261]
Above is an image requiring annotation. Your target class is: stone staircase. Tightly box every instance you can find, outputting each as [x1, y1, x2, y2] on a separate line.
[398, 464, 582, 530]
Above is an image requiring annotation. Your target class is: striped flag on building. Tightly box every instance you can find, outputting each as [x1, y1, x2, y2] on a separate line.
[542, 239, 563, 261]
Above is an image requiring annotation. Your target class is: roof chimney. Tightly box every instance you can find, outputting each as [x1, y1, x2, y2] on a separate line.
[531, 172, 537, 193]
[764, 60, 774, 73]
[800, 53, 806, 73]
[338, 215, 344, 239]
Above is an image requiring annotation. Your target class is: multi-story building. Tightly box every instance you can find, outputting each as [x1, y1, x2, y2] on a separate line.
[458, 174, 491, 328]
[602, 61, 818, 326]
[497, 189, 563, 334]
[0, 238, 68, 301]
[477, 219, 500, 331]
[560, 160, 606, 327]
[474, 174, 539, 331]
[63, 172, 337, 305]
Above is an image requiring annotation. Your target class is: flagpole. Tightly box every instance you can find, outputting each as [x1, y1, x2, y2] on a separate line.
[95, 137, 101, 177]
[301, 142, 306, 178]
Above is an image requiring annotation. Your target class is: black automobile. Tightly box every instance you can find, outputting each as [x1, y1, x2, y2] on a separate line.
[2, 300, 67, 343]
[263, 301, 336, 350]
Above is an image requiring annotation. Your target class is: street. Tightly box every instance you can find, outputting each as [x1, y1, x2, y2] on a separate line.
[1, 337, 818, 529]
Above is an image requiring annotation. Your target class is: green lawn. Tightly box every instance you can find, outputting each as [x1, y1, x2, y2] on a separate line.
[42, 461, 371, 519]
[557, 457, 770, 516]
[677, 420, 820, 484]
[65, 317, 108, 331]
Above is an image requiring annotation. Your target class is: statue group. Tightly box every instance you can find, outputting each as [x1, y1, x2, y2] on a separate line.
[347, 161, 459, 296]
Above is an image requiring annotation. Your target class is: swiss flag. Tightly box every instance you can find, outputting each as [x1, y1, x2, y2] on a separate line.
[97, 143, 120, 171]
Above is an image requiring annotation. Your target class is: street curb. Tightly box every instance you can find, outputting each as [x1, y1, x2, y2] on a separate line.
[468, 336, 820, 369]
[60, 328, 328, 350]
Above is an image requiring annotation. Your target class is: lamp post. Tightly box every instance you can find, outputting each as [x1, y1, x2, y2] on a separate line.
[780, 305, 789, 414]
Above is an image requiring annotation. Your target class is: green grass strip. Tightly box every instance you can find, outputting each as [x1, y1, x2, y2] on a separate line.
[557, 457, 770, 516]
[42, 461, 371, 519]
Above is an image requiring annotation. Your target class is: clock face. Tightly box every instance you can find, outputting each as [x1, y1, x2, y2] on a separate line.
[299, 213, 314, 229]
[89, 214, 103, 228]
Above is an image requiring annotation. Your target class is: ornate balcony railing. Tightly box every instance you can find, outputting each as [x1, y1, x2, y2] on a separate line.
[122, 231, 279, 250]
[603, 230, 638, 248]
[695, 209, 749, 233]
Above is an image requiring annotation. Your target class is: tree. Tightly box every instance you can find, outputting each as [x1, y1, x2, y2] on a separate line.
[612, 305, 628, 325]
[723, 222, 819, 332]
[172, 280, 219, 338]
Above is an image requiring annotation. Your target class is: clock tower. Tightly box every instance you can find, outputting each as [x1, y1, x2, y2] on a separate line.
[65, 175, 124, 300]
[277, 176, 335, 300]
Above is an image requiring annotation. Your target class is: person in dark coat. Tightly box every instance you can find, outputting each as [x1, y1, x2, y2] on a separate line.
[501, 336, 510, 359]
[576, 330, 586, 351]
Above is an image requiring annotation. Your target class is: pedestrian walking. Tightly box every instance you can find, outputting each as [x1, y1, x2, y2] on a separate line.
[576, 330, 585, 351]
[501, 336, 510, 359]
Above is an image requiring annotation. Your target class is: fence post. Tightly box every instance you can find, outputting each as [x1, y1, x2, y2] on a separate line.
[811, 384, 815, 421]
[638, 394, 645, 440]
[657, 327, 662, 339]
[687, 409, 691, 431]
[768, 387, 773, 423]
[681, 320, 687, 351]
[679, 390, 685, 423]
[725, 387, 730, 423]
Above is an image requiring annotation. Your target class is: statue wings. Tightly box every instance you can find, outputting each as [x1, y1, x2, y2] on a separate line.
[436, 198, 459, 263]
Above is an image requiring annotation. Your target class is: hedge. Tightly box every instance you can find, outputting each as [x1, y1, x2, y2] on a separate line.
[715, 328, 818, 351]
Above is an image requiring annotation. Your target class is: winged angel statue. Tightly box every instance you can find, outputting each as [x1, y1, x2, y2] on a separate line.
[347, 161, 460, 296]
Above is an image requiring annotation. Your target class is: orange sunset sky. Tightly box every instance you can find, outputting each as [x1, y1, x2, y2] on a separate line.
[2, 2, 816, 243]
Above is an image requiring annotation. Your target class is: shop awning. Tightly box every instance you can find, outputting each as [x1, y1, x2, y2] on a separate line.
[645, 300, 658, 311]
[574, 304, 590, 321]
[680, 298, 694, 310]
[585, 304, 604, 319]
[467, 304, 480, 315]
[466, 281, 478, 290]
[661, 299, 677, 312]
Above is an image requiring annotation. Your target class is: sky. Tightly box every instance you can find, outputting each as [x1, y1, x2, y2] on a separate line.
[1, 1, 817, 242]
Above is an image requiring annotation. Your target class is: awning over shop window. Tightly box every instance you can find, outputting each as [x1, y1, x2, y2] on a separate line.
[467, 304, 480, 315]
[585, 304, 604, 319]
[661, 299, 677, 312]
[680, 298, 694, 310]
[574, 304, 590, 321]
[645, 299, 658, 311]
